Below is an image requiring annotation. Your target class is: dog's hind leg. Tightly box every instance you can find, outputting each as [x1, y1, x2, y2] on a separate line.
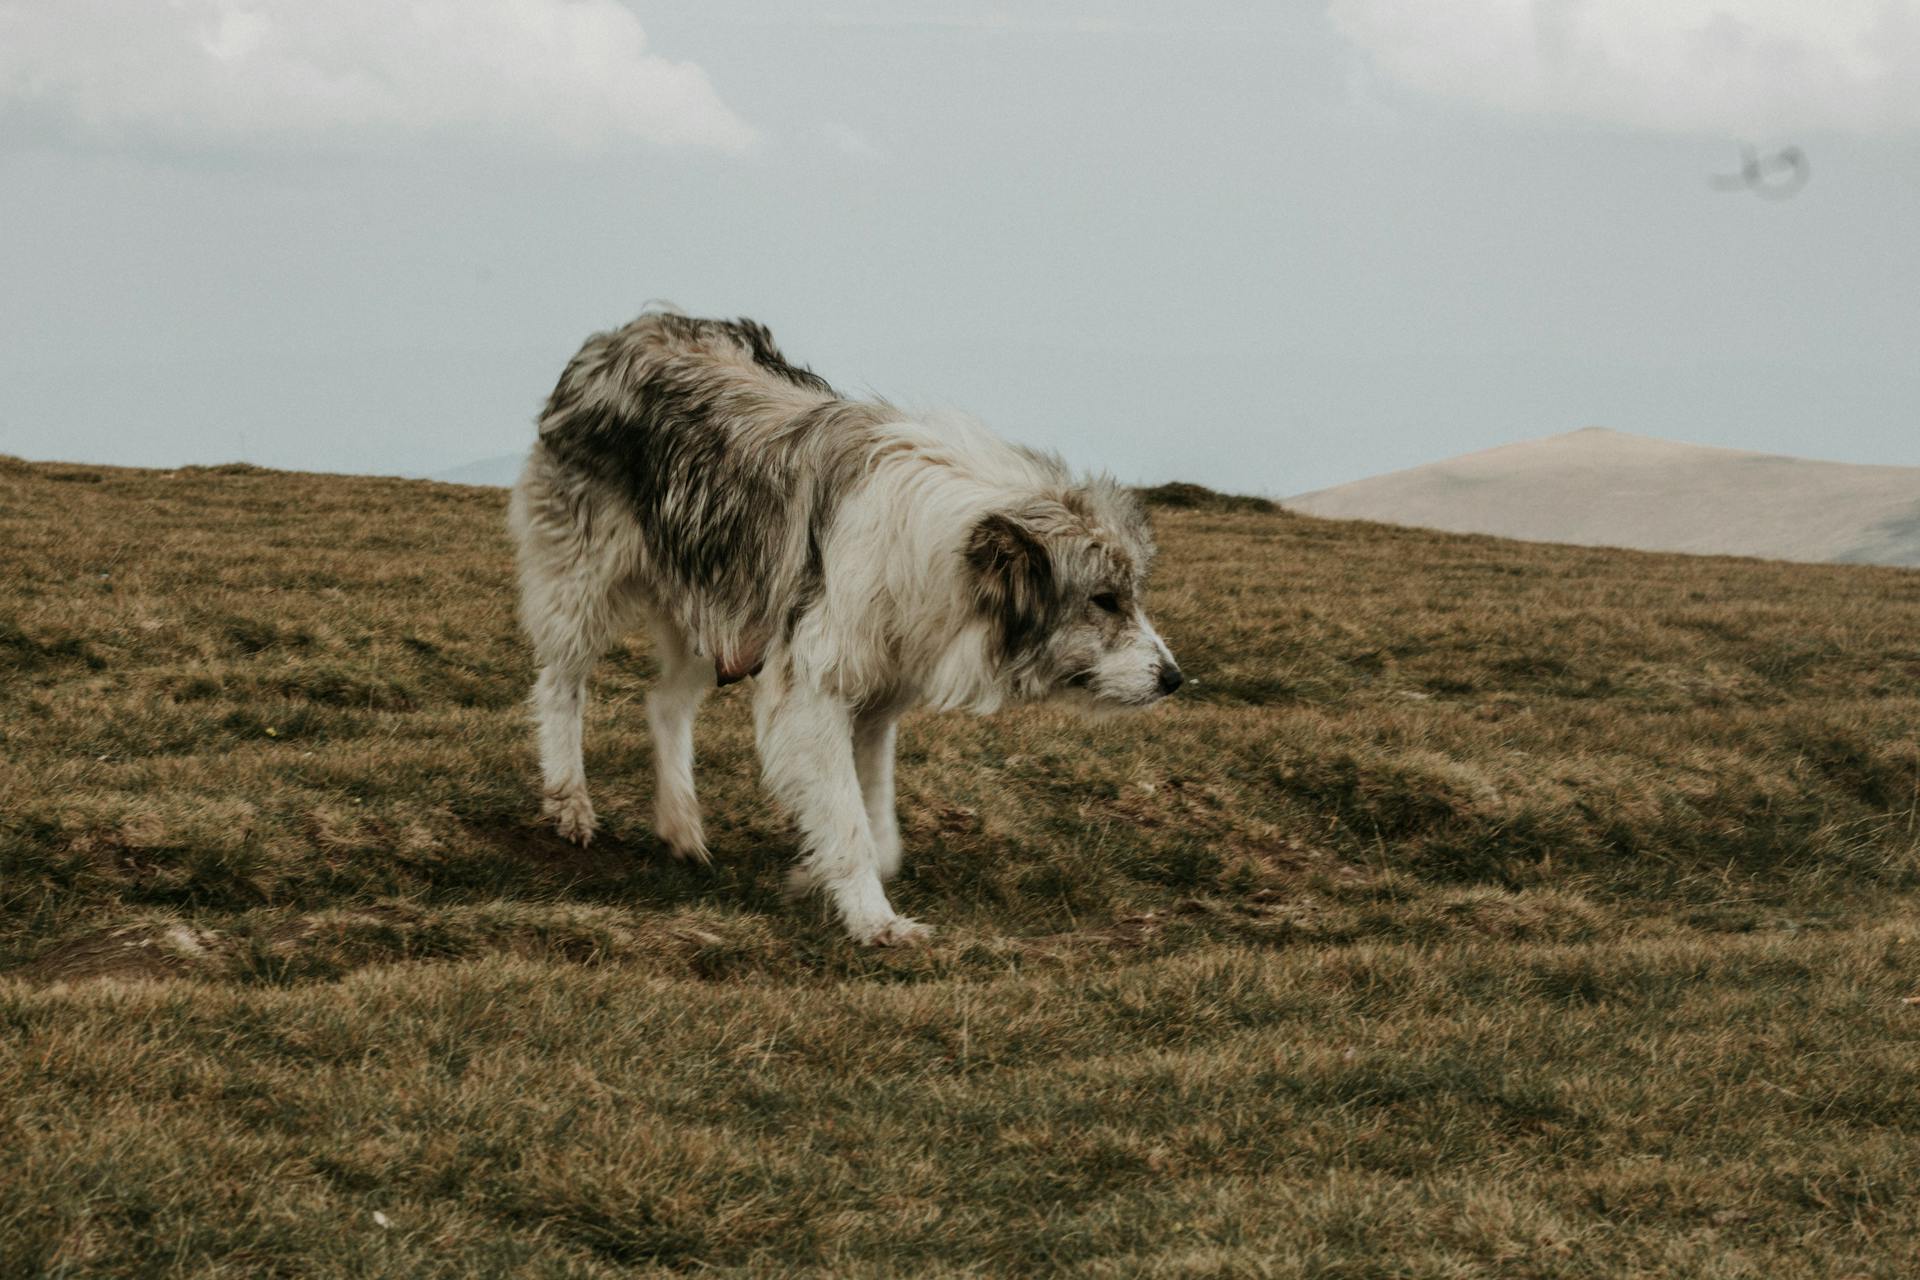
[853, 705, 906, 882]
[513, 470, 635, 846]
[529, 583, 634, 843]
[531, 647, 603, 845]
[758, 671, 927, 945]
[646, 622, 712, 863]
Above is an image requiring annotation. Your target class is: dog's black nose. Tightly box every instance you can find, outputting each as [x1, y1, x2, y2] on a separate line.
[1156, 664, 1184, 696]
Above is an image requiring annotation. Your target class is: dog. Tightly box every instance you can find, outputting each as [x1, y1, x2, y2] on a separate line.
[508, 308, 1181, 944]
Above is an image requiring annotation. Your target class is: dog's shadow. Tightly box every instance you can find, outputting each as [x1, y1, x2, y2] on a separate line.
[475, 811, 800, 918]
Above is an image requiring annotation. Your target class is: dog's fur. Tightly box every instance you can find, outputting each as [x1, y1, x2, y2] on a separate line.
[508, 309, 1181, 943]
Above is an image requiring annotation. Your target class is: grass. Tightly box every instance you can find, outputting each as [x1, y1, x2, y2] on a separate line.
[3, 454, 1919, 1276]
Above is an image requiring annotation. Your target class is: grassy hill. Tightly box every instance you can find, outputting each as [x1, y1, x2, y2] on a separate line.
[4, 454, 1920, 1277]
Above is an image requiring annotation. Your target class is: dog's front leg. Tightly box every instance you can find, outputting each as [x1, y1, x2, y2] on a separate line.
[853, 705, 905, 882]
[758, 679, 928, 945]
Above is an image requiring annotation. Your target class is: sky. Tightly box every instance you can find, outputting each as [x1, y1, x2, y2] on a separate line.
[1, 0, 1916, 496]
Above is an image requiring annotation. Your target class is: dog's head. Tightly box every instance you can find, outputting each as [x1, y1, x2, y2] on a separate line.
[965, 480, 1181, 709]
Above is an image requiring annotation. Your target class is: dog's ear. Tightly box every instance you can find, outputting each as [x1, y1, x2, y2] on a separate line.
[966, 510, 1058, 657]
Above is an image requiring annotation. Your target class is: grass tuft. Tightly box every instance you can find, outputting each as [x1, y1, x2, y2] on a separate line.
[1135, 481, 1280, 514]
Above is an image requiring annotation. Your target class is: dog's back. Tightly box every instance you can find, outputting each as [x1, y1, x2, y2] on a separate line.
[515, 311, 891, 670]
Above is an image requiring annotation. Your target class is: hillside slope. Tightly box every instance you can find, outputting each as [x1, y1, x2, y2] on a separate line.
[429, 451, 525, 487]
[1289, 427, 1920, 566]
[3, 455, 1920, 1276]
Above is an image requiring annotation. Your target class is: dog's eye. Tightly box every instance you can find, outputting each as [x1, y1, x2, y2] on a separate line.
[1091, 592, 1121, 614]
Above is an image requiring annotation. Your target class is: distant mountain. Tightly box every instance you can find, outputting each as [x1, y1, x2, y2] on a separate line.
[431, 453, 524, 487]
[1287, 428, 1920, 568]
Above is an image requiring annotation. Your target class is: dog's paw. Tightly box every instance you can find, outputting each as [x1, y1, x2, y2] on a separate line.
[655, 797, 710, 865]
[542, 789, 596, 846]
[861, 916, 932, 947]
[782, 865, 819, 902]
[661, 830, 712, 865]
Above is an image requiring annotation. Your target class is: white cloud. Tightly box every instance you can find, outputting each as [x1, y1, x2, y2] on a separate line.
[0, 0, 756, 151]
[1328, 0, 1920, 135]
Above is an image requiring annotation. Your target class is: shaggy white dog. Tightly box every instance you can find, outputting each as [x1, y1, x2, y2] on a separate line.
[509, 309, 1181, 943]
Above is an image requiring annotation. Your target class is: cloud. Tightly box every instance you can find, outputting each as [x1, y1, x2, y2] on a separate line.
[1328, 0, 1920, 135]
[0, 0, 756, 152]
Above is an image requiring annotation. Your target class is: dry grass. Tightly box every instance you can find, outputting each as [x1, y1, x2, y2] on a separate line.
[3, 454, 1919, 1276]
